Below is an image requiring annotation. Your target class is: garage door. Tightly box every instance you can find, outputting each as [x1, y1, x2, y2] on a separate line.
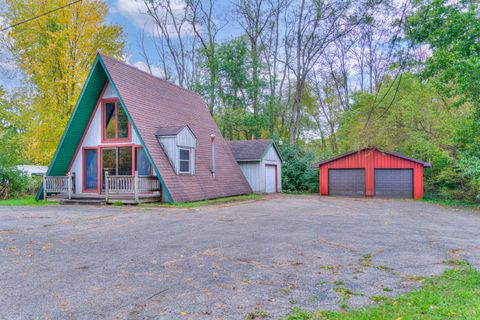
[265, 165, 277, 193]
[328, 169, 365, 196]
[374, 169, 413, 198]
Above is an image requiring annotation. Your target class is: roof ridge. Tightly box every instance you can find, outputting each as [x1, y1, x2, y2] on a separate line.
[228, 139, 272, 142]
[99, 53, 202, 98]
[313, 147, 431, 167]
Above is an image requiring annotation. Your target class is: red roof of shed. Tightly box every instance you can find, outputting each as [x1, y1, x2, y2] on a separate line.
[314, 148, 431, 168]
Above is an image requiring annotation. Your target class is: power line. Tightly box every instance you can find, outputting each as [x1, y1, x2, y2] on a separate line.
[0, 0, 83, 32]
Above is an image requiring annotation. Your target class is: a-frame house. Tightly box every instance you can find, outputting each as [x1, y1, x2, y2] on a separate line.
[37, 53, 251, 203]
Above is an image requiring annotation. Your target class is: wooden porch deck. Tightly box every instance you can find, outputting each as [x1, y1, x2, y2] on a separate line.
[47, 193, 162, 204]
[44, 174, 162, 205]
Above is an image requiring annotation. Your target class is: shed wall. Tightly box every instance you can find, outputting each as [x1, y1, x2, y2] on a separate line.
[239, 162, 263, 192]
[319, 149, 424, 199]
[238, 145, 282, 193]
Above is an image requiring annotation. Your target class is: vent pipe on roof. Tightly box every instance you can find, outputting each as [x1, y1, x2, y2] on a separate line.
[210, 134, 216, 177]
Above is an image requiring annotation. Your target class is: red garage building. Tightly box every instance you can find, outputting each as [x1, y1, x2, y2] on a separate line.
[315, 148, 431, 199]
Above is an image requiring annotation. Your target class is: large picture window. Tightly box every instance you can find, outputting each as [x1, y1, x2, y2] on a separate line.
[101, 147, 133, 190]
[103, 100, 130, 141]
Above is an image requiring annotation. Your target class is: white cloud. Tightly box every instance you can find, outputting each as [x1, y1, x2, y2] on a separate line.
[116, 0, 154, 30]
[130, 59, 165, 79]
[115, 0, 195, 38]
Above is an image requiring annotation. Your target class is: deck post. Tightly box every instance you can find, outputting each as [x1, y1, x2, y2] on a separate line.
[71, 172, 76, 194]
[43, 174, 47, 201]
[134, 171, 139, 203]
[105, 172, 109, 203]
[67, 174, 72, 200]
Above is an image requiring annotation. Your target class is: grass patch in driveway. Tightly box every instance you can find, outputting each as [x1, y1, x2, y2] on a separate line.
[284, 264, 480, 319]
[142, 194, 264, 208]
[0, 195, 56, 206]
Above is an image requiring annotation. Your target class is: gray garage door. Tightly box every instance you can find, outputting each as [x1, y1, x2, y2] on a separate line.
[328, 169, 365, 196]
[374, 169, 413, 198]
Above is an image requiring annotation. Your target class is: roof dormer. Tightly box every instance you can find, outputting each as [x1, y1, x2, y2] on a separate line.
[156, 125, 196, 175]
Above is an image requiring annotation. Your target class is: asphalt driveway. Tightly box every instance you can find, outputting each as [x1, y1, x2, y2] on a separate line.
[1, 195, 479, 319]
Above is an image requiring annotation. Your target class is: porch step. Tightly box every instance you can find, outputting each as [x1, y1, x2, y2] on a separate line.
[59, 198, 107, 206]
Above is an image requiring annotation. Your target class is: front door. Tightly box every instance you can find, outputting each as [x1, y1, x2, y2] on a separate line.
[84, 148, 98, 191]
[101, 147, 133, 190]
[265, 165, 277, 193]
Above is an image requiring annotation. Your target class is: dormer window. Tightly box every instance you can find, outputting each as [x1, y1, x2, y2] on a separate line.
[103, 99, 130, 141]
[156, 125, 196, 175]
[179, 148, 193, 174]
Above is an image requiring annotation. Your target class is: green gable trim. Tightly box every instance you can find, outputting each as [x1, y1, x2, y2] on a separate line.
[36, 56, 107, 200]
[97, 56, 173, 203]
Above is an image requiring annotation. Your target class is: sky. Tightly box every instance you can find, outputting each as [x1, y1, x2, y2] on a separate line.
[105, 0, 241, 74]
[0, 0, 242, 89]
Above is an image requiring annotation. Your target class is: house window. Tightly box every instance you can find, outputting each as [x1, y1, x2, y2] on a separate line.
[179, 148, 191, 173]
[101, 147, 133, 190]
[135, 147, 151, 176]
[103, 100, 130, 141]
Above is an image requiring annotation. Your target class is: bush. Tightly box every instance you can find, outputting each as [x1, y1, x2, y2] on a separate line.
[279, 144, 319, 193]
[0, 166, 34, 199]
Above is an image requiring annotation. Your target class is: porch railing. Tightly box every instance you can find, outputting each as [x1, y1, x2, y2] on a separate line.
[43, 173, 75, 200]
[105, 172, 161, 203]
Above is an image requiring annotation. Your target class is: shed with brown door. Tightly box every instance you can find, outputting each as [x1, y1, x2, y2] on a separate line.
[315, 148, 431, 199]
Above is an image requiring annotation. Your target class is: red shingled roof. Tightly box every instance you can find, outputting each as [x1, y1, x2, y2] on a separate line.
[101, 54, 252, 202]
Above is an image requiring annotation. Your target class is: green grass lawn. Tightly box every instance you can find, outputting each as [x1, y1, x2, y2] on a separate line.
[422, 197, 480, 210]
[143, 193, 264, 208]
[0, 195, 56, 206]
[284, 265, 480, 319]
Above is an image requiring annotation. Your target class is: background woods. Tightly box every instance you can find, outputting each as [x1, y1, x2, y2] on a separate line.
[0, 0, 479, 201]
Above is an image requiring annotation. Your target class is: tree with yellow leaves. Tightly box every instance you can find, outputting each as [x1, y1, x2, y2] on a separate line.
[3, 0, 124, 164]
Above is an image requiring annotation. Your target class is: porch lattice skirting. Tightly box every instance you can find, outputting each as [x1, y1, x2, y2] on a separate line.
[43, 172, 161, 204]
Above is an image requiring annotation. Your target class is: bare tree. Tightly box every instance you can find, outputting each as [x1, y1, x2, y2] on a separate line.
[310, 68, 343, 152]
[284, 0, 360, 144]
[152, 27, 174, 81]
[142, 0, 196, 88]
[186, 0, 225, 114]
[138, 28, 154, 75]
[235, 0, 274, 137]
[260, 0, 288, 136]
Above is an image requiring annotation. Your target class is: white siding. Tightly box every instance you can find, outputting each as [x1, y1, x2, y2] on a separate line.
[238, 162, 263, 192]
[158, 136, 177, 171]
[103, 83, 116, 99]
[68, 84, 141, 193]
[237, 144, 282, 193]
[176, 126, 196, 147]
[158, 126, 196, 174]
